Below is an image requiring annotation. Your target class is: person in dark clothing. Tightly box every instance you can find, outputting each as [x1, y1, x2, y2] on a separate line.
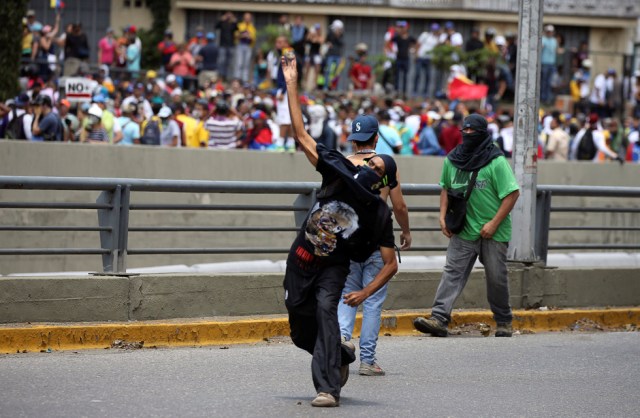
[414, 114, 520, 339]
[215, 11, 237, 81]
[281, 54, 399, 408]
[197, 32, 219, 88]
[392, 21, 416, 97]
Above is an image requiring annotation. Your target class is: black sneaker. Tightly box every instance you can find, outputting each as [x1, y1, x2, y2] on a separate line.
[495, 322, 513, 337]
[413, 316, 448, 337]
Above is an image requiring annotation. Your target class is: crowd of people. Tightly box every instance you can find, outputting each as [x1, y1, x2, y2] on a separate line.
[8, 9, 640, 163]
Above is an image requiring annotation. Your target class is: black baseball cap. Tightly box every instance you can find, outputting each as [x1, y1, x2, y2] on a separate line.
[461, 114, 488, 132]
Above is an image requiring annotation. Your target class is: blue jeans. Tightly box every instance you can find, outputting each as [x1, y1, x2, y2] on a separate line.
[540, 63, 555, 103]
[235, 44, 252, 82]
[323, 55, 341, 90]
[394, 58, 409, 95]
[431, 235, 512, 325]
[338, 250, 387, 365]
[413, 58, 432, 96]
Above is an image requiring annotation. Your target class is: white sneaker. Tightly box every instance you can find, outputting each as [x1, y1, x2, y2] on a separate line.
[311, 392, 339, 407]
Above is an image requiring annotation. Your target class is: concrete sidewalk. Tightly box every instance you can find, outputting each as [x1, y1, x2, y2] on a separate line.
[1, 307, 638, 354]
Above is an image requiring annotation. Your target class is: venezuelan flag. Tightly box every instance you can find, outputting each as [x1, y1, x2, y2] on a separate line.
[50, 0, 65, 9]
[447, 75, 488, 101]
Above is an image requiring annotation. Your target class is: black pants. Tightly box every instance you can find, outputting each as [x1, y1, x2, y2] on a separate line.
[286, 264, 355, 398]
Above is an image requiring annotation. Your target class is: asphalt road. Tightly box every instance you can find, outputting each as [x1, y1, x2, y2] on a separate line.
[1, 332, 638, 418]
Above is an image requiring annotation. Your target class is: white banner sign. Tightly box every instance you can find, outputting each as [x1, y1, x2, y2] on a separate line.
[64, 78, 97, 102]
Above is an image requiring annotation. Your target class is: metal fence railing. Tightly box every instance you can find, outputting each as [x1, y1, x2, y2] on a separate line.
[0, 176, 639, 274]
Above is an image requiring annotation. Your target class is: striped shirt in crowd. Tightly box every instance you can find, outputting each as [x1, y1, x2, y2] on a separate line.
[87, 128, 109, 142]
[205, 117, 243, 149]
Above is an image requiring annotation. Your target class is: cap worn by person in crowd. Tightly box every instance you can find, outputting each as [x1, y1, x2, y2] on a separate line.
[462, 114, 488, 132]
[396, 20, 408, 28]
[330, 20, 344, 30]
[128, 25, 137, 33]
[588, 113, 599, 125]
[166, 74, 177, 84]
[495, 35, 506, 46]
[444, 21, 455, 30]
[106, 27, 114, 33]
[347, 114, 379, 142]
[607, 68, 616, 76]
[134, 82, 145, 90]
[206, 32, 215, 40]
[31, 22, 43, 32]
[59, 99, 71, 108]
[485, 27, 496, 36]
[146, 70, 157, 79]
[196, 31, 203, 38]
[26, 9, 36, 17]
[158, 106, 172, 118]
[581, 58, 592, 69]
[544, 24, 554, 32]
[251, 110, 268, 120]
[430, 23, 440, 31]
[92, 94, 106, 104]
[14, 93, 30, 107]
[88, 104, 103, 119]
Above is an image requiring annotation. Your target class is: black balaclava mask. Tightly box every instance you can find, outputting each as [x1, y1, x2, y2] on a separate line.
[355, 155, 398, 193]
[461, 113, 489, 151]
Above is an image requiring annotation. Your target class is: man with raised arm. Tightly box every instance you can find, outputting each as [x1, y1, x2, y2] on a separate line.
[281, 54, 399, 408]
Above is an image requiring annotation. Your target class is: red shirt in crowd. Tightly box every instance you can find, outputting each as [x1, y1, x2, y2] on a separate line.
[440, 124, 462, 154]
[349, 62, 372, 90]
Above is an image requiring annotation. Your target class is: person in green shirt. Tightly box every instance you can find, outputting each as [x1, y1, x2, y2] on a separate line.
[413, 113, 520, 337]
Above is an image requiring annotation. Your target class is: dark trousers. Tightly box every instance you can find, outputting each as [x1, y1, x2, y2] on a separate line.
[286, 264, 353, 398]
[394, 58, 410, 95]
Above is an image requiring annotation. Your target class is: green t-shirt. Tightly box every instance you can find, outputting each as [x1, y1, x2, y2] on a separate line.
[440, 156, 520, 242]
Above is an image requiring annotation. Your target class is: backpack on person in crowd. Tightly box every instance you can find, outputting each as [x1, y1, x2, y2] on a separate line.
[577, 129, 597, 161]
[139, 116, 163, 145]
[5, 110, 27, 140]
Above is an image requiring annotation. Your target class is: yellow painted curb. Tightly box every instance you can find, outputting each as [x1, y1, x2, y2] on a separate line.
[380, 308, 640, 335]
[1, 308, 638, 354]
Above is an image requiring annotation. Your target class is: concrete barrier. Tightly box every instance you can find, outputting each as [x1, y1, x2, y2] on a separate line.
[1, 267, 638, 324]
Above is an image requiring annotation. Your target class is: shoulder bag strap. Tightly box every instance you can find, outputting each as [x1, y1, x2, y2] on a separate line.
[464, 170, 479, 201]
[378, 128, 397, 149]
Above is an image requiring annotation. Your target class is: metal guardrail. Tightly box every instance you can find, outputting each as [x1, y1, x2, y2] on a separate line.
[0, 176, 639, 273]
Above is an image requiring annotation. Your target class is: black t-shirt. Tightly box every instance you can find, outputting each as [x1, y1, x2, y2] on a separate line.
[215, 20, 238, 47]
[393, 34, 416, 60]
[326, 31, 344, 57]
[283, 144, 394, 306]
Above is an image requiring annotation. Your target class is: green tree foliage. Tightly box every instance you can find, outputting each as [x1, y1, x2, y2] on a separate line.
[257, 24, 290, 55]
[432, 44, 499, 80]
[141, 0, 171, 69]
[0, 0, 28, 100]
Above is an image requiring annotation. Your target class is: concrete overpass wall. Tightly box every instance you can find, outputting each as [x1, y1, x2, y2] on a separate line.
[0, 267, 638, 323]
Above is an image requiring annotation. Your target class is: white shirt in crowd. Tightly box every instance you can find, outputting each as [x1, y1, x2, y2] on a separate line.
[570, 128, 617, 161]
[7, 109, 34, 140]
[416, 31, 440, 58]
[590, 74, 606, 105]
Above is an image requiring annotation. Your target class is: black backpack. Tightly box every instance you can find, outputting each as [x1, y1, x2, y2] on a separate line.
[139, 116, 162, 146]
[5, 110, 27, 140]
[577, 129, 597, 161]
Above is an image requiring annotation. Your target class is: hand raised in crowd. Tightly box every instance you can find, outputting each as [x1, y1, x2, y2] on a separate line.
[281, 54, 298, 85]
